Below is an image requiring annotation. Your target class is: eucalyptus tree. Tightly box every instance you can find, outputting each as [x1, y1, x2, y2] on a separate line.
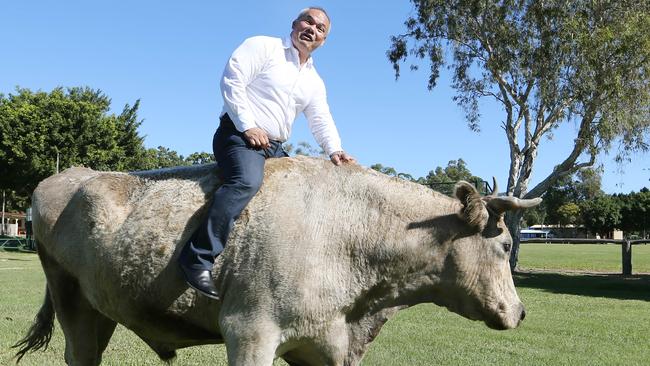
[388, 0, 650, 268]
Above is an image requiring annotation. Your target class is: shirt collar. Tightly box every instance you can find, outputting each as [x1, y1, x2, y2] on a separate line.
[283, 36, 314, 68]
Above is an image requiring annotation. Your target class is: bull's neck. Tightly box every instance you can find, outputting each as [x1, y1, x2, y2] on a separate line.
[341, 177, 460, 314]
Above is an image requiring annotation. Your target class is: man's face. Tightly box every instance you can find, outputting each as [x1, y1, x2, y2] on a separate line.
[290, 9, 330, 57]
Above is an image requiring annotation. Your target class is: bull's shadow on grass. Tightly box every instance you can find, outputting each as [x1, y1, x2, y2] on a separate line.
[2, 257, 33, 262]
[514, 271, 650, 302]
[0, 251, 35, 261]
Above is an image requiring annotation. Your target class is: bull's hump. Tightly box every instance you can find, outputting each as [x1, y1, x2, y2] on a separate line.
[263, 156, 362, 180]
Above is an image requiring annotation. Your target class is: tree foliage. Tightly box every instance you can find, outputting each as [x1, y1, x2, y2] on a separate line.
[580, 195, 622, 238]
[289, 141, 325, 157]
[136, 148, 215, 171]
[419, 158, 485, 195]
[370, 158, 484, 196]
[0, 87, 214, 210]
[1, 189, 29, 213]
[617, 188, 650, 237]
[139, 146, 187, 170]
[0, 87, 146, 198]
[556, 202, 580, 227]
[370, 163, 398, 177]
[537, 167, 603, 225]
[388, 0, 650, 268]
[185, 152, 214, 166]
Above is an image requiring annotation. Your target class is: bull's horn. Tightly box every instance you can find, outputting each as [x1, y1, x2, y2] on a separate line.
[486, 196, 542, 215]
[491, 177, 498, 197]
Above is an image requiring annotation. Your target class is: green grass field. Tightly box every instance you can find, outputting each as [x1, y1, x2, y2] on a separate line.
[1, 246, 650, 365]
[518, 243, 650, 273]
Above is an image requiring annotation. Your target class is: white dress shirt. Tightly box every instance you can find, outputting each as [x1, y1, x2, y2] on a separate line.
[220, 36, 343, 156]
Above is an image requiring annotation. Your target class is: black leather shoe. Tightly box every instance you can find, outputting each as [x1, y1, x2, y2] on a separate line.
[180, 266, 220, 300]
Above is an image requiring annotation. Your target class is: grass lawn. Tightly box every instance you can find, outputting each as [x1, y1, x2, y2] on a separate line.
[518, 243, 650, 273]
[2, 249, 650, 365]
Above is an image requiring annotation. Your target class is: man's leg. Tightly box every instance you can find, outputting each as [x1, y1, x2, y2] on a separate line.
[179, 126, 266, 298]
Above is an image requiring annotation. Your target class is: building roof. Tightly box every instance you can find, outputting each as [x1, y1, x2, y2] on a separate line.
[1, 211, 26, 220]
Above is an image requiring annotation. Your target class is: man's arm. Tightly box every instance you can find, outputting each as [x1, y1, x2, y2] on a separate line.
[303, 83, 355, 165]
[221, 37, 271, 148]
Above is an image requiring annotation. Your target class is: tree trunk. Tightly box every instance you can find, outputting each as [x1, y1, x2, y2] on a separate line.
[505, 210, 524, 271]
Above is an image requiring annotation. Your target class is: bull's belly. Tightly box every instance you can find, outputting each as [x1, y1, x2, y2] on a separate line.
[75, 247, 224, 345]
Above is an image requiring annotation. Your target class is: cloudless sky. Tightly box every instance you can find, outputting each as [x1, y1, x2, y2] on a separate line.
[2, 0, 648, 194]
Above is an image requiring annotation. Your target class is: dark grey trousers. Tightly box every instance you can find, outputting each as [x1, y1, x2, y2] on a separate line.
[179, 114, 288, 270]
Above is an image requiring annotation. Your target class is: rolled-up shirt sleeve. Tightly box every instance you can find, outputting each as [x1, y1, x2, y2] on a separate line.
[220, 37, 268, 132]
[304, 81, 343, 156]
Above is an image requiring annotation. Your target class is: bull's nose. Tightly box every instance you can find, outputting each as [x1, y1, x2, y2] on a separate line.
[520, 308, 526, 321]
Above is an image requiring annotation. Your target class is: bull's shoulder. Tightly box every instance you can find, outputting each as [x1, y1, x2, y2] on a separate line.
[263, 156, 374, 185]
[263, 156, 450, 207]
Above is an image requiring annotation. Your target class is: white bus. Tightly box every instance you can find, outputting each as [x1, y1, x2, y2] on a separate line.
[520, 229, 550, 240]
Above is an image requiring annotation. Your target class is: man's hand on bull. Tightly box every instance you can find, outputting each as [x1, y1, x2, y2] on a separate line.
[330, 151, 356, 166]
[243, 127, 270, 149]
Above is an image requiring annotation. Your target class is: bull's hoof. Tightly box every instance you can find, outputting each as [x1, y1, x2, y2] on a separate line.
[180, 266, 220, 300]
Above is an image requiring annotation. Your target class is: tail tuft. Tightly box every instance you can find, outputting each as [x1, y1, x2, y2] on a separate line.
[12, 287, 55, 363]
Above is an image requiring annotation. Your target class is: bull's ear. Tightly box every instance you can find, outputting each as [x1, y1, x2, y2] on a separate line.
[485, 196, 543, 215]
[454, 181, 489, 231]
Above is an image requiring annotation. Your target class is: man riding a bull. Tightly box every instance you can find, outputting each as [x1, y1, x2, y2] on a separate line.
[179, 7, 355, 299]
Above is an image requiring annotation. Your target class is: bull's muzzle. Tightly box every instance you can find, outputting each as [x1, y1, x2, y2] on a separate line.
[486, 302, 526, 330]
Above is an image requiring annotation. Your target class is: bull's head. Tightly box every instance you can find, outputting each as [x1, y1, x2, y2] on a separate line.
[434, 179, 541, 330]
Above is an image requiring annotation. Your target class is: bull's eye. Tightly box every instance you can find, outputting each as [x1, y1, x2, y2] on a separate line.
[503, 243, 512, 253]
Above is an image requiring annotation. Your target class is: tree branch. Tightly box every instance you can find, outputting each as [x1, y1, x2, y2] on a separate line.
[524, 107, 599, 199]
[525, 151, 597, 199]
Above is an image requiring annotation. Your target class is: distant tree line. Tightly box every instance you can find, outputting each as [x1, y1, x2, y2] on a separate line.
[370, 158, 486, 196]
[0, 87, 219, 211]
[522, 169, 649, 239]
[369, 159, 649, 239]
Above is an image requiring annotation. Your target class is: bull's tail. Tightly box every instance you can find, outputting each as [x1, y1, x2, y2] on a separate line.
[13, 286, 55, 363]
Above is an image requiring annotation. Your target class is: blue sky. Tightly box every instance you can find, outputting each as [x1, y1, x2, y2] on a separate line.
[2, 0, 648, 194]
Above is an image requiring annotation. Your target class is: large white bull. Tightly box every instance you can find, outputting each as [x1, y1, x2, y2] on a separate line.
[15, 156, 540, 365]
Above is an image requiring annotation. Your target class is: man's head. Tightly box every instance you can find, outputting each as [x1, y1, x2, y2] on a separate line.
[291, 7, 330, 59]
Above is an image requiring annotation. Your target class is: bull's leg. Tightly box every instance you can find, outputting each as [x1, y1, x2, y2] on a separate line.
[220, 316, 280, 366]
[280, 318, 350, 366]
[39, 250, 117, 365]
[224, 337, 278, 366]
